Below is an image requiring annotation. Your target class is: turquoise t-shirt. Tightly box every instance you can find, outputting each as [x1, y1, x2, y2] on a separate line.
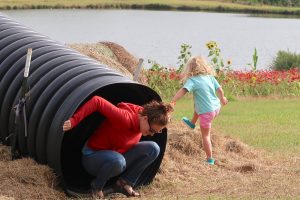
[183, 75, 221, 114]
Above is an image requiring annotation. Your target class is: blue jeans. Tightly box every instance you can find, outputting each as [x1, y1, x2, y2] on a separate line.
[82, 141, 160, 190]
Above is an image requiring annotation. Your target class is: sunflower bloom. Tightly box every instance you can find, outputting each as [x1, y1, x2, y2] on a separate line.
[206, 41, 217, 50]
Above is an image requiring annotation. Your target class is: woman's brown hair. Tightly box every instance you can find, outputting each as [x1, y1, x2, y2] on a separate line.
[140, 101, 173, 126]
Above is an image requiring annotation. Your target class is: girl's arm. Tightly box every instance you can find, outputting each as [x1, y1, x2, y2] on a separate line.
[216, 87, 228, 106]
[172, 88, 188, 104]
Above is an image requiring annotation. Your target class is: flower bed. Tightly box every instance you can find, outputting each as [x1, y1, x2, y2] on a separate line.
[144, 68, 300, 99]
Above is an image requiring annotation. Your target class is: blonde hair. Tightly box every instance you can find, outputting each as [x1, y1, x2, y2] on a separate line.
[183, 56, 216, 79]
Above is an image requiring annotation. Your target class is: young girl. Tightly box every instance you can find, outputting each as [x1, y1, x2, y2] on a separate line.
[171, 56, 228, 165]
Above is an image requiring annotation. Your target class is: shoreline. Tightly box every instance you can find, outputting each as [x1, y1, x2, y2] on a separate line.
[0, 3, 300, 16]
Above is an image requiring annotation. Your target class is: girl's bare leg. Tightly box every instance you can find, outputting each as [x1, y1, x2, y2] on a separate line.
[200, 126, 213, 160]
[182, 111, 198, 129]
[190, 111, 198, 125]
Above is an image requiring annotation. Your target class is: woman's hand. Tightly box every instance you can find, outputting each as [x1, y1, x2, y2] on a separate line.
[63, 120, 72, 131]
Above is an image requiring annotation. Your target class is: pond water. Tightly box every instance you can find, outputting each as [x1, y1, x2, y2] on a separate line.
[1, 9, 300, 70]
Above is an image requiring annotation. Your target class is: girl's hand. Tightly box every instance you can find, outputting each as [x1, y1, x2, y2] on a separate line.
[170, 101, 176, 107]
[63, 120, 72, 131]
[221, 97, 228, 106]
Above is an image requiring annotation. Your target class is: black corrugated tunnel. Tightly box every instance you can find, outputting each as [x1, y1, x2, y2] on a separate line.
[0, 13, 168, 195]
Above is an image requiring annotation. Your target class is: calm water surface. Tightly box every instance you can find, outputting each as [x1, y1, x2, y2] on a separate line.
[2, 9, 300, 70]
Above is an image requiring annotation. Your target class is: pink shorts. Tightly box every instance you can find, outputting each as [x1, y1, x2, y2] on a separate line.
[198, 108, 220, 129]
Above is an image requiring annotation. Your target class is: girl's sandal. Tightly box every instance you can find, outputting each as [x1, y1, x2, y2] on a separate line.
[114, 179, 140, 197]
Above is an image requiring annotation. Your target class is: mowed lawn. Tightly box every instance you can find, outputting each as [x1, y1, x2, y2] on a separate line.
[172, 96, 300, 154]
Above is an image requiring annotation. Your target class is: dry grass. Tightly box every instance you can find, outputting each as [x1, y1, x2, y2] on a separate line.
[141, 123, 300, 199]
[0, 122, 299, 199]
[0, 145, 65, 200]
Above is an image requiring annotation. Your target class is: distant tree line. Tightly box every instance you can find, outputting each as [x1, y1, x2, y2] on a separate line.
[234, 0, 300, 6]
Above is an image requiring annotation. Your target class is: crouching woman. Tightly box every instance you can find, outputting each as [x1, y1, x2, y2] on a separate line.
[63, 96, 173, 198]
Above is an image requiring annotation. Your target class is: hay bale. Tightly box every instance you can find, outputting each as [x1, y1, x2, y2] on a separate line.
[68, 43, 134, 79]
[100, 42, 138, 75]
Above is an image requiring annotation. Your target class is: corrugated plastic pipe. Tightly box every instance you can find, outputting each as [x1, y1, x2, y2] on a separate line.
[0, 13, 167, 195]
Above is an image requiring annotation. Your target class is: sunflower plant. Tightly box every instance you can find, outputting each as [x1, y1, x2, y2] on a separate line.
[206, 41, 231, 73]
[177, 43, 192, 73]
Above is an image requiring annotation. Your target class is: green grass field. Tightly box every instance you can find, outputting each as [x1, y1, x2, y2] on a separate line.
[173, 96, 300, 154]
[1, 0, 300, 15]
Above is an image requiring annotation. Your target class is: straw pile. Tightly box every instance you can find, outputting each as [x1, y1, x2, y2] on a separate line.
[1, 123, 300, 199]
[0, 145, 65, 200]
[143, 122, 300, 199]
